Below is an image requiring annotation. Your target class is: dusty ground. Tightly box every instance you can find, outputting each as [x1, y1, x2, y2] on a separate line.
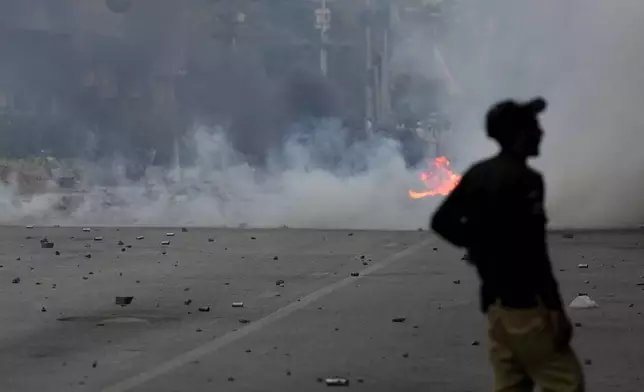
[0, 227, 642, 391]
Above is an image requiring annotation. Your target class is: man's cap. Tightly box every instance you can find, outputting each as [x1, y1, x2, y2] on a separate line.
[486, 97, 547, 142]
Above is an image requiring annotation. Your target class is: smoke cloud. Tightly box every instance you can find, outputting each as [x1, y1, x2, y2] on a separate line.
[1, 123, 432, 229]
[1, 1, 642, 230]
[437, 0, 644, 229]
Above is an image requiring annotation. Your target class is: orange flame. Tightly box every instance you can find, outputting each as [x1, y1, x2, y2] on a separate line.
[409, 156, 461, 199]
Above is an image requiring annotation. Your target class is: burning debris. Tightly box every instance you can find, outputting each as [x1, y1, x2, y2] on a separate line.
[409, 156, 461, 199]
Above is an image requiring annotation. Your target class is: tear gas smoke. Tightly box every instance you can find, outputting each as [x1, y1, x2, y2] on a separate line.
[1, 122, 433, 229]
[436, 0, 644, 229]
[1, 1, 643, 229]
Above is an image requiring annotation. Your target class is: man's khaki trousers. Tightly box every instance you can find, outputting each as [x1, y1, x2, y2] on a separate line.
[487, 304, 585, 392]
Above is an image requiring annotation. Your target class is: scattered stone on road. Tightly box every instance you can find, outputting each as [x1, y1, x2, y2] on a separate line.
[325, 378, 350, 386]
[117, 240, 125, 246]
[208, 238, 215, 242]
[41, 242, 54, 248]
[562, 233, 575, 239]
[471, 340, 480, 346]
[115, 296, 134, 306]
[165, 233, 175, 237]
[351, 272, 360, 277]
[239, 319, 250, 324]
[136, 236, 144, 240]
[181, 228, 188, 233]
[84, 254, 91, 259]
[82, 228, 91, 232]
[570, 295, 599, 309]
[453, 280, 461, 285]
[276, 279, 285, 286]
[232, 302, 244, 308]
[198, 306, 211, 312]
[93, 237, 103, 241]
[578, 264, 589, 269]
[184, 299, 192, 305]
[55, 251, 60, 256]
[273, 256, 279, 260]
[392, 317, 406, 323]
[161, 241, 171, 246]
[12, 277, 20, 284]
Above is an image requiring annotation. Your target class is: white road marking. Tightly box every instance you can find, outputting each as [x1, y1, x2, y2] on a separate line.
[102, 237, 434, 392]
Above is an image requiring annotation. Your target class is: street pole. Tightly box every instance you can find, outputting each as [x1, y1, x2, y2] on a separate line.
[380, 3, 392, 127]
[315, 0, 331, 77]
[364, 0, 373, 131]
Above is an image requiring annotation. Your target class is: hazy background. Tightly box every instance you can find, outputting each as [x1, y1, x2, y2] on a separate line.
[0, 0, 642, 229]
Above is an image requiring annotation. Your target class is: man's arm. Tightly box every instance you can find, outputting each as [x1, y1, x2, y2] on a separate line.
[532, 175, 564, 310]
[430, 171, 472, 248]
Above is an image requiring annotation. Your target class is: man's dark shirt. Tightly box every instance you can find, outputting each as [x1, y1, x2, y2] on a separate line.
[431, 152, 563, 313]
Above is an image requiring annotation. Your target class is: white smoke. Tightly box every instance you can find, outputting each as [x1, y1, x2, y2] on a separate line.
[0, 122, 437, 230]
[435, 0, 644, 228]
[4, 1, 642, 230]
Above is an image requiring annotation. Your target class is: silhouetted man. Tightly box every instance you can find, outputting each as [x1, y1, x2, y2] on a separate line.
[431, 98, 584, 392]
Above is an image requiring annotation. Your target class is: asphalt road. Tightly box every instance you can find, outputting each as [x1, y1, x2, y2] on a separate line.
[0, 227, 642, 391]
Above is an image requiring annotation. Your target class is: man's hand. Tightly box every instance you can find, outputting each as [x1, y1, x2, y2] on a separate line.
[548, 310, 573, 351]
